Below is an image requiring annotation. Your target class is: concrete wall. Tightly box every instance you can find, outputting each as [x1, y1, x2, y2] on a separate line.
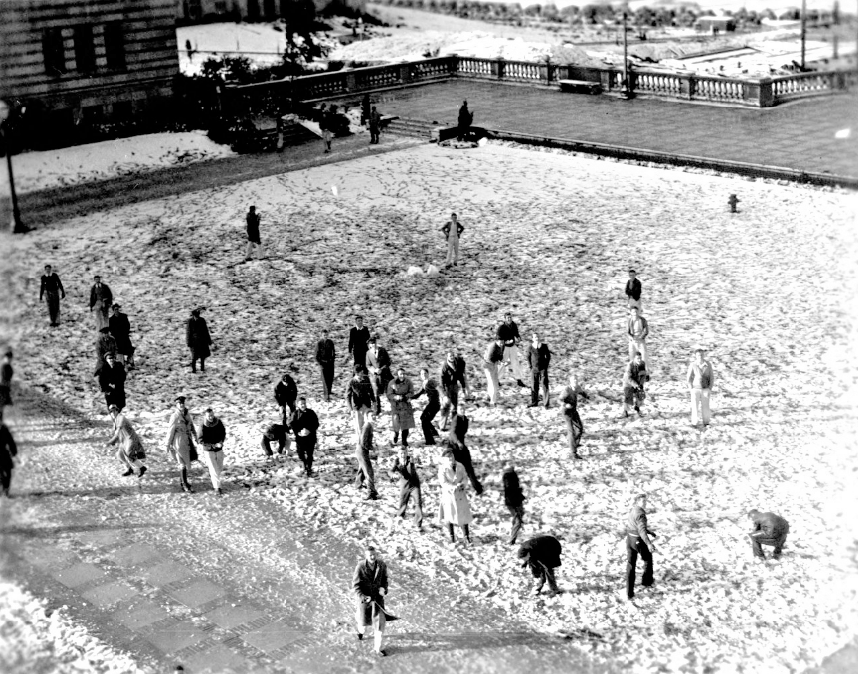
[177, 0, 367, 23]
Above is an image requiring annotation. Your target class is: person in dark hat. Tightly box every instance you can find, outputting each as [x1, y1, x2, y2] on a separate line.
[186, 308, 212, 373]
[106, 404, 146, 478]
[0, 350, 13, 419]
[109, 303, 135, 369]
[39, 264, 65, 326]
[98, 353, 126, 412]
[518, 535, 562, 596]
[747, 509, 790, 561]
[89, 275, 113, 332]
[625, 269, 642, 311]
[165, 395, 198, 493]
[290, 396, 319, 477]
[95, 326, 117, 376]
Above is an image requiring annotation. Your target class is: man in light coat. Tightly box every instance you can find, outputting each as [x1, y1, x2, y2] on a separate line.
[439, 449, 473, 545]
[386, 368, 415, 448]
[165, 395, 197, 493]
[687, 347, 714, 426]
[352, 546, 390, 656]
[106, 404, 146, 478]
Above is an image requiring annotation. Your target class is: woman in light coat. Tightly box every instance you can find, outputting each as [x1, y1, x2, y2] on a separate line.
[105, 404, 146, 478]
[438, 448, 473, 545]
[386, 368, 415, 448]
[165, 395, 197, 493]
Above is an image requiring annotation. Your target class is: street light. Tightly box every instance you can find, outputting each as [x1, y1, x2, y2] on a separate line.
[0, 99, 24, 234]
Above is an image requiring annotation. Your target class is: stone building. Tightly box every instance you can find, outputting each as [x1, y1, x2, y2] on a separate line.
[0, 0, 179, 148]
[178, 0, 365, 24]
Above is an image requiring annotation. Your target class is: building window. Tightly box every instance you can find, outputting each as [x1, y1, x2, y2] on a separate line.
[74, 25, 96, 73]
[188, 0, 202, 20]
[42, 28, 66, 75]
[104, 22, 126, 70]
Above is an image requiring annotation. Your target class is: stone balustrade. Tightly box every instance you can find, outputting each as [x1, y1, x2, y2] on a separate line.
[224, 54, 854, 111]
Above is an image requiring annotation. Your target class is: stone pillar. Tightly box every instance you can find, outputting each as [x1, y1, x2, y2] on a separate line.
[448, 54, 459, 75]
[540, 59, 551, 83]
[345, 71, 357, 92]
[600, 68, 614, 92]
[400, 64, 412, 85]
[754, 78, 774, 107]
[679, 73, 693, 100]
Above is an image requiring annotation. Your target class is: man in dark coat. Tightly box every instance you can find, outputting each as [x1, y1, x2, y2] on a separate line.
[366, 336, 392, 416]
[625, 493, 657, 601]
[347, 364, 376, 444]
[274, 371, 298, 416]
[290, 397, 319, 477]
[245, 205, 262, 261]
[94, 327, 117, 376]
[448, 403, 482, 495]
[39, 264, 65, 327]
[526, 332, 551, 408]
[747, 509, 790, 560]
[315, 328, 336, 402]
[560, 373, 589, 459]
[369, 106, 381, 144]
[387, 446, 422, 530]
[0, 421, 18, 497]
[89, 275, 113, 332]
[457, 100, 473, 140]
[518, 535, 562, 596]
[348, 316, 370, 368]
[354, 412, 378, 500]
[503, 462, 525, 544]
[623, 352, 649, 418]
[352, 546, 390, 655]
[0, 350, 13, 419]
[413, 367, 441, 445]
[98, 354, 127, 412]
[625, 268, 642, 311]
[109, 303, 135, 369]
[186, 308, 212, 373]
[439, 351, 469, 430]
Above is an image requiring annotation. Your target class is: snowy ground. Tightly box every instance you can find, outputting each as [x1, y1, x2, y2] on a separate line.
[2, 142, 858, 672]
[0, 131, 235, 196]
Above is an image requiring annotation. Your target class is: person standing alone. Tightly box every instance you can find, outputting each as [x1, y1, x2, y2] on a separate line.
[39, 265, 65, 327]
[290, 396, 319, 477]
[687, 347, 713, 427]
[625, 493, 657, 602]
[625, 269, 642, 311]
[245, 206, 263, 261]
[315, 328, 336, 402]
[441, 213, 464, 267]
[186, 308, 213, 373]
[526, 332, 551, 407]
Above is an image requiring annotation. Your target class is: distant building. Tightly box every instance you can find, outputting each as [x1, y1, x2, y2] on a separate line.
[0, 0, 178, 148]
[695, 16, 737, 34]
[178, 0, 365, 24]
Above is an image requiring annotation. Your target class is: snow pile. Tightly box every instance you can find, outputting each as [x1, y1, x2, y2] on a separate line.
[0, 581, 144, 674]
[0, 131, 235, 196]
[3, 143, 858, 672]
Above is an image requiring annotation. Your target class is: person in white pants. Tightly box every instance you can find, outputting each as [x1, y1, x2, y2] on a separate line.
[353, 546, 390, 656]
[497, 313, 527, 387]
[627, 306, 649, 364]
[198, 407, 226, 495]
[482, 338, 506, 405]
[441, 212, 464, 267]
[687, 348, 714, 426]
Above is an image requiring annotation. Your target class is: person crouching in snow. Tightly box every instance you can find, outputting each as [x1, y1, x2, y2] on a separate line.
[198, 407, 226, 496]
[106, 404, 147, 478]
[518, 534, 562, 596]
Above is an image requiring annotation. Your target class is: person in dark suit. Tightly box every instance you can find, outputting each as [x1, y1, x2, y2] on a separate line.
[274, 371, 298, 416]
[109, 303, 135, 369]
[526, 332, 551, 407]
[245, 205, 262, 261]
[290, 397, 319, 477]
[518, 535, 562, 596]
[98, 354, 126, 412]
[315, 328, 336, 402]
[352, 546, 390, 656]
[186, 308, 212, 373]
[39, 264, 65, 326]
[348, 316, 371, 368]
[449, 403, 482, 495]
[560, 373, 589, 459]
[625, 269, 642, 310]
[89, 275, 114, 332]
[503, 462, 525, 544]
[625, 493, 657, 602]
[387, 446, 422, 530]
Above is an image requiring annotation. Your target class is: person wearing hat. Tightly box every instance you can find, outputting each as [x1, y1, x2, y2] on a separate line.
[94, 326, 117, 376]
[386, 368, 415, 448]
[198, 407, 226, 495]
[186, 308, 212, 373]
[0, 350, 13, 420]
[315, 328, 336, 402]
[106, 404, 146, 478]
[109, 303, 135, 370]
[89, 275, 114, 332]
[517, 534, 562, 596]
[624, 492, 657, 602]
[245, 205, 263, 262]
[274, 370, 298, 417]
[98, 353, 127, 413]
[366, 335, 392, 416]
[625, 269, 642, 311]
[627, 306, 649, 364]
[290, 396, 319, 477]
[165, 396, 198, 493]
[39, 264, 65, 327]
[686, 347, 714, 427]
[0, 419, 18, 497]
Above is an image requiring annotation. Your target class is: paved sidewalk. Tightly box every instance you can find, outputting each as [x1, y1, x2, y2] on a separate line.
[360, 79, 858, 178]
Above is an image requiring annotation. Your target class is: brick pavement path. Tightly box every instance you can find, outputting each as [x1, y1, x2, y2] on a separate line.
[356, 80, 858, 178]
[0, 387, 604, 674]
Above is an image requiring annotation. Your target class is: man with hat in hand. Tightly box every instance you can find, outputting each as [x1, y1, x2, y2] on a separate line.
[166, 395, 198, 493]
[89, 275, 114, 332]
[186, 308, 212, 373]
[290, 396, 319, 477]
[98, 354, 126, 413]
[106, 404, 146, 478]
[109, 303, 135, 369]
[198, 407, 226, 495]
[39, 264, 65, 327]
[352, 546, 390, 656]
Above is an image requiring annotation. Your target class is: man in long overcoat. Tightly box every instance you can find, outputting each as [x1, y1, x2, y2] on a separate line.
[186, 308, 212, 373]
[39, 264, 65, 326]
[165, 395, 197, 493]
[109, 303, 135, 369]
[352, 546, 390, 656]
[98, 354, 126, 412]
[386, 368, 415, 448]
[315, 328, 336, 402]
[89, 275, 113, 332]
[439, 449, 473, 545]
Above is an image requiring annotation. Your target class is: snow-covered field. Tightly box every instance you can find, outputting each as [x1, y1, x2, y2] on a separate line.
[0, 131, 235, 196]
[2, 142, 857, 672]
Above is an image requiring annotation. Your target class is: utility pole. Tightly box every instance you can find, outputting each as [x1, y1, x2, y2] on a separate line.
[622, 3, 631, 98]
[800, 0, 807, 70]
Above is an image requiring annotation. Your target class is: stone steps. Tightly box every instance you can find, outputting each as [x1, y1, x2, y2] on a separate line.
[385, 116, 439, 140]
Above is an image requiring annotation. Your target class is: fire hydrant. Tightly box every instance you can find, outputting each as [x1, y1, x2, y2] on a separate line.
[728, 194, 740, 213]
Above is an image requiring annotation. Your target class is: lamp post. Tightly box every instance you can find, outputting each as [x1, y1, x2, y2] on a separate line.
[621, 4, 632, 99]
[0, 99, 24, 234]
[800, 0, 807, 70]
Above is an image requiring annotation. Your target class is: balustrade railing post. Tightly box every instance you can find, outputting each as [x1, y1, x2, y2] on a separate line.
[492, 57, 506, 80]
[600, 67, 614, 92]
[757, 78, 774, 107]
[679, 73, 693, 100]
[400, 63, 412, 85]
[345, 71, 357, 93]
[448, 54, 459, 76]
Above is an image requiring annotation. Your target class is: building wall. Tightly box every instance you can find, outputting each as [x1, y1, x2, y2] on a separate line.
[177, 0, 366, 23]
[0, 0, 179, 146]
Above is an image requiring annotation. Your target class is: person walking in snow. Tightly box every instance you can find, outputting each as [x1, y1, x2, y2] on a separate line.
[352, 546, 390, 656]
[387, 445, 422, 530]
[497, 312, 527, 388]
[186, 308, 212, 373]
[109, 304, 135, 369]
[315, 328, 336, 402]
[526, 332, 551, 407]
[439, 350, 468, 430]
[0, 421, 18, 497]
[448, 402, 482, 495]
[369, 106, 381, 145]
[165, 395, 198, 493]
[366, 336, 393, 416]
[503, 461, 525, 545]
[560, 373, 589, 459]
[105, 404, 146, 478]
[481, 338, 506, 406]
[413, 367, 441, 445]
[348, 316, 371, 369]
[623, 352, 649, 418]
[625, 493, 657, 602]
[0, 349, 13, 420]
[245, 205, 263, 261]
[518, 535, 562, 596]
[355, 411, 379, 500]
[347, 363, 376, 443]
[198, 407, 226, 495]
[39, 264, 65, 327]
[274, 370, 298, 417]
[98, 353, 127, 413]
[89, 275, 114, 332]
[386, 368, 415, 448]
[261, 418, 291, 459]
[439, 448, 473, 545]
[94, 327, 117, 376]
[440, 212, 464, 267]
[687, 347, 714, 427]
[290, 396, 319, 477]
